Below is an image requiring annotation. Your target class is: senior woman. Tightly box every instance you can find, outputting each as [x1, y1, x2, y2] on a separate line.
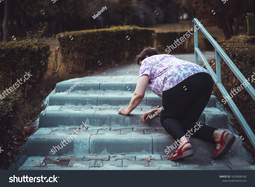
[118, 47, 236, 161]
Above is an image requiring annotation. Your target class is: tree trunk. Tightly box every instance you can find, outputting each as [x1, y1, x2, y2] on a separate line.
[234, 15, 240, 36]
[191, 9, 194, 19]
[15, 16, 22, 30]
[48, 20, 52, 33]
[227, 18, 234, 36]
[3, 0, 9, 42]
[219, 13, 231, 40]
[58, 20, 63, 33]
[21, 10, 25, 32]
[181, 7, 184, 19]
[10, 16, 14, 33]
[32, 19, 36, 35]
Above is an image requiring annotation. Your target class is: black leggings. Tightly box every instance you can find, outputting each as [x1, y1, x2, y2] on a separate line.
[160, 72, 217, 144]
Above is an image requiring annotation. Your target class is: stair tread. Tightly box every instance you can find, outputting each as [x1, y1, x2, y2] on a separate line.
[39, 106, 227, 129]
[43, 105, 223, 112]
[27, 127, 241, 157]
[55, 76, 145, 92]
[57, 76, 139, 84]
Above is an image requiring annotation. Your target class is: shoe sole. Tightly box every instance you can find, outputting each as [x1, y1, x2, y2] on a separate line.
[212, 134, 236, 159]
[170, 149, 195, 161]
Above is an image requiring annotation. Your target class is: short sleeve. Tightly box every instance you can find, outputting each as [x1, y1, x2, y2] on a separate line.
[138, 59, 151, 79]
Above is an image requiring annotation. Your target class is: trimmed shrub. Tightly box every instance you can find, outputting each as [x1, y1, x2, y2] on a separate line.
[213, 35, 255, 150]
[0, 38, 50, 98]
[0, 37, 50, 169]
[56, 26, 155, 73]
[156, 31, 193, 54]
[203, 37, 217, 51]
[0, 90, 24, 168]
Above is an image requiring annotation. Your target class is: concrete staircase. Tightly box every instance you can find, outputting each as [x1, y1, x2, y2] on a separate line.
[18, 76, 254, 170]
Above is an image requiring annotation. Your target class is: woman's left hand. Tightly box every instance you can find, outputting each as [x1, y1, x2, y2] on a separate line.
[118, 107, 129, 116]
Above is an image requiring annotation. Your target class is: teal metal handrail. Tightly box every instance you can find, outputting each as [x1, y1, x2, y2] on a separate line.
[193, 18, 255, 149]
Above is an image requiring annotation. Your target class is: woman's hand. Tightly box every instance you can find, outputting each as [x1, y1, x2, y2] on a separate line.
[141, 109, 159, 123]
[118, 107, 129, 116]
[118, 75, 149, 116]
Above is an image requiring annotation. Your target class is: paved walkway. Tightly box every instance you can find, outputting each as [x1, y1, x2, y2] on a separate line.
[91, 52, 215, 76]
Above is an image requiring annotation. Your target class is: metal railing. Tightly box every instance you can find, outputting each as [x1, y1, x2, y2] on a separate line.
[193, 18, 255, 149]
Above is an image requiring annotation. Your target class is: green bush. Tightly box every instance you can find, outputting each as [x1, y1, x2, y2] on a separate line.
[0, 36, 50, 169]
[0, 90, 24, 168]
[0, 38, 50, 98]
[56, 26, 155, 73]
[213, 35, 255, 148]
[156, 31, 193, 53]
[203, 37, 217, 51]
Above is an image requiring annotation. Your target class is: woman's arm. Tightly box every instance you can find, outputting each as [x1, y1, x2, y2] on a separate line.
[141, 106, 164, 123]
[118, 75, 149, 115]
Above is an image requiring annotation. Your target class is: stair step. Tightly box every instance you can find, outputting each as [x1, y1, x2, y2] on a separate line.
[49, 91, 157, 106]
[49, 91, 216, 107]
[39, 107, 227, 129]
[55, 76, 150, 92]
[26, 127, 241, 157]
[20, 73, 253, 171]
[19, 155, 252, 170]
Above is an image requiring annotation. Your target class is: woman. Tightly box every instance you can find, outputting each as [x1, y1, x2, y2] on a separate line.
[118, 47, 236, 161]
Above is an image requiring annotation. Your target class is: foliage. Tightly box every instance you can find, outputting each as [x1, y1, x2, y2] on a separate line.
[0, 0, 182, 38]
[0, 29, 51, 100]
[0, 31, 50, 169]
[193, 0, 255, 39]
[212, 35, 255, 157]
[177, 0, 195, 18]
[156, 31, 192, 53]
[56, 25, 155, 73]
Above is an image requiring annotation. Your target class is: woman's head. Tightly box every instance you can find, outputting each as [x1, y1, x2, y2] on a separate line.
[135, 47, 158, 66]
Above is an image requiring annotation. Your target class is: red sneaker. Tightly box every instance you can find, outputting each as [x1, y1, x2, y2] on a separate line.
[169, 142, 194, 161]
[211, 131, 236, 159]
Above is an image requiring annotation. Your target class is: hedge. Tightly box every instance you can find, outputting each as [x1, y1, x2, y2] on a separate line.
[156, 31, 193, 54]
[0, 38, 50, 96]
[213, 35, 255, 148]
[56, 26, 155, 73]
[0, 37, 50, 169]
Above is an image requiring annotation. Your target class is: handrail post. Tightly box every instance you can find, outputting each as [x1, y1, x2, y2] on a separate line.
[215, 50, 221, 84]
[194, 22, 198, 65]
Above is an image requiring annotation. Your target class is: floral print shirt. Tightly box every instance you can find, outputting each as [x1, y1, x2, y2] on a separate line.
[139, 54, 209, 97]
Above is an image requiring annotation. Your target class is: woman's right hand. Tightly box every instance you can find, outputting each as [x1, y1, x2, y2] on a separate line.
[141, 109, 159, 123]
